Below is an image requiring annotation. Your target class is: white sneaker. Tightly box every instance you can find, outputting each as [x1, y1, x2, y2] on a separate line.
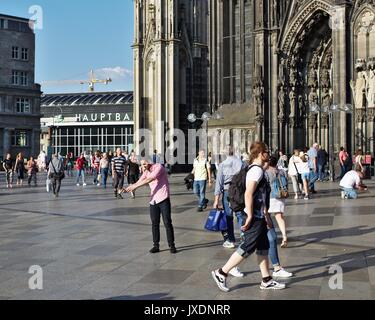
[83, 183, 87, 186]
[211, 270, 229, 292]
[97, 183, 101, 186]
[223, 241, 235, 249]
[229, 267, 244, 278]
[76, 183, 80, 186]
[341, 191, 345, 199]
[273, 268, 293, 278]
[260, 279, 286, 290]
[294, 194, 299, 200]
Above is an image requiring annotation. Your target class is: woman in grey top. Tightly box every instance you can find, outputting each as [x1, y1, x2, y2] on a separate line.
[48, 154, 64, 198]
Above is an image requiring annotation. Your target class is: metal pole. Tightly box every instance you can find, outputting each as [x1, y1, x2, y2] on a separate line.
[329, 111, 334, 181]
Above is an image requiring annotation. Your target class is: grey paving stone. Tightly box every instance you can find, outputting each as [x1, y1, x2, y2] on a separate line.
[76, 245, 124, 256]
[138, 269, 194, 285]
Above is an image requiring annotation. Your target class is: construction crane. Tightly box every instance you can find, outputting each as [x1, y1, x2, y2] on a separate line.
[80, 70, 112, 92]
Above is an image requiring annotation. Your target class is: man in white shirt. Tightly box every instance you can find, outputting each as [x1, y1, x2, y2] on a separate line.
[339, 169, 364, 199]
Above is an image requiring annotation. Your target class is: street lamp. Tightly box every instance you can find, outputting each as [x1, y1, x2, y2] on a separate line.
[309, 103, 353, 181]
[187, 110, 224, 154]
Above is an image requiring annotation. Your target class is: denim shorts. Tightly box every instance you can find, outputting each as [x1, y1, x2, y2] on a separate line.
[236, 215, 269, 257]
[301, 172, 310, 181]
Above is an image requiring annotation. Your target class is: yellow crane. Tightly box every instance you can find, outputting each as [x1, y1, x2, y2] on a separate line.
[80, 70, 112, 92]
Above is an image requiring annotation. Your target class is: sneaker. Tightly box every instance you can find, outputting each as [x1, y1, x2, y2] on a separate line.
[341, 191, 345, 199]
[229, 267, 244, 278]
[203, 198, 209, 209]
[97, 183, 101, 186]
[170, 246, 177, 254]
[117, 193, 123, 199]
[294, 194, 299, 200]
[223, 240, 235, 249]
[83, 183, 87, 186]
[304, 195, 309, 200]
[197, 207, 203, 212]
[211, 270, 229, 292]
[76, 183, 80, 186]
[149, 246, 160, 254]
[273, 268, 293, 278]
[260, 279, 286, 290]
[131, 192, 135, 199]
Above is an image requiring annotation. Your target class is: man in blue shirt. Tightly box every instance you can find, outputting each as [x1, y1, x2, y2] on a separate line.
[307, 143, 319, 193]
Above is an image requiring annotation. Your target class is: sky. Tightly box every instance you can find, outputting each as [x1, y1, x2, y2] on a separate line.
[0, 0, 134, 94]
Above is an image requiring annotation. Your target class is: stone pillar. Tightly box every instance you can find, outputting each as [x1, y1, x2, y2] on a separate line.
[331, 4, 349, 156]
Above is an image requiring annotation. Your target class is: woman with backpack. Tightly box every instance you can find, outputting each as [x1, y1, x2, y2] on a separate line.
[211, 141, 286, 292]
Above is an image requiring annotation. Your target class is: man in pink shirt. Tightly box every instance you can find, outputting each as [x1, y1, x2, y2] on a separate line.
[124, 158, 177, 254]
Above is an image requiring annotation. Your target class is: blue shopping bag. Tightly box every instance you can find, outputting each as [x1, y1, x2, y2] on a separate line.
[204, 209, 228, 232]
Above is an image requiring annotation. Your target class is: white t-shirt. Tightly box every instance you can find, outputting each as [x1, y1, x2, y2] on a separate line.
[193, 158, 209, 181]
[244, 165, 264, 215]
[340, 170, 360, 189]
[288, 155, 303, 176]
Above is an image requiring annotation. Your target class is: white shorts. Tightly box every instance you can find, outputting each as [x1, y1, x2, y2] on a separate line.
[268, 198, 285, 214]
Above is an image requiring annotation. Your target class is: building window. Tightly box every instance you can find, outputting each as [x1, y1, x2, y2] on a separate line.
[12, 70, 19, 85]
[12, 130, 28, 147]
[12, 46, 19, 59]
[20, 72, 28, 86]
[16, 98, 31, 113]
[21, 48, 29, 60]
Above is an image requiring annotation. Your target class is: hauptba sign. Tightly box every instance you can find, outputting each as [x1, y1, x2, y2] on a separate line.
[75, 113, 133, 122]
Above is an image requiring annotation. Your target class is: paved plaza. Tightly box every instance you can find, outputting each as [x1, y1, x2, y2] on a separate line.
[0, 172, 374, 300]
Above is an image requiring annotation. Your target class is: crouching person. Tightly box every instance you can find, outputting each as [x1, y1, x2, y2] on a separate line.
[339, 169, 365, 199]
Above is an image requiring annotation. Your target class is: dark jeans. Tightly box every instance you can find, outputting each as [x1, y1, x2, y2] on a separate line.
[28, 172, 37, 186]
[52, 177, 61, 195]
[220, 190, 235, 243]
[150, 198, 175, 247]
[309, 170, 318, 191]
[113, 172, 124, 191]
[100, 168, 109, 187]
[317, 163, 325, 181]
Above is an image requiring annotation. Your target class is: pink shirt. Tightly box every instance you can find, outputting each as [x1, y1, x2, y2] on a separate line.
[139, 164, 170, 205]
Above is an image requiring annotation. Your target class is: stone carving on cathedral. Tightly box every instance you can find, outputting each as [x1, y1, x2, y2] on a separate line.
[279, 57, 286, 85]
[253, 80, 264, 116]
[289, 87, 297, 117]
[367, 59, 375, 108]
[308, 65, 318, 89]
[309, 88, 318, 106]
[278, 85, 286, 119]
[350, 60, 368, 109]
[322, 88, 332, 108]
[298, 94, 305, 120]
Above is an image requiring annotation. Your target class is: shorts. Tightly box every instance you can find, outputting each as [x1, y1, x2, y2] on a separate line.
[237, 215, 269, 257]
[268, 198, 285, 213]
[301, 172, 310, 181]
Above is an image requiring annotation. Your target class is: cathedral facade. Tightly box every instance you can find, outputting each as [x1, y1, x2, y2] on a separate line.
[134, 0, 375, 160]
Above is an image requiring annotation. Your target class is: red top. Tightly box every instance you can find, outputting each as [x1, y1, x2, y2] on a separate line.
[76, 157, 85, 170]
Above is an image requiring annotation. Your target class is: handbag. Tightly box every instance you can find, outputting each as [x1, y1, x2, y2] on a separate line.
[293, 161, 303, 184]
[50, 160, 65, 180]
[204, 209, 227, 232]
[277, 175, 289, 199]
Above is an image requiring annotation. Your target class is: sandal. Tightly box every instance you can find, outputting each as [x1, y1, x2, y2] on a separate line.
[281, 238, 288, 248]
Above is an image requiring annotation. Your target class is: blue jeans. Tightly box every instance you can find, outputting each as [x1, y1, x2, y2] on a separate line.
[93, 168, 99, 184]
[341, 187, 358, 199]
[76, 169, 85, 184]
[193, 180, 207, 208]
[220, 190, 235, 243]
[267, 227, 280, 267]
[100, 168, 109, 187]
[317, 164, 325, 181]
[309, 170, 318, 190]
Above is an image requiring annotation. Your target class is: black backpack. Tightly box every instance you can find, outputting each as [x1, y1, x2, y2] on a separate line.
[228, 164, 263, 212]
